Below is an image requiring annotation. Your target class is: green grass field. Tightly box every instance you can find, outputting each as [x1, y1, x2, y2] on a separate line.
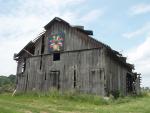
[0, 92, 150, 113]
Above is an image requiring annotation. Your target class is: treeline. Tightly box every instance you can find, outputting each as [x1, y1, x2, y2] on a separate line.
[141, 87, 150, 92]
[0, 75, 16, 93]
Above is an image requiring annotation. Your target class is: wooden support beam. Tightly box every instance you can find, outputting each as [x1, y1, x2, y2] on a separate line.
[23, 49, 34, 56]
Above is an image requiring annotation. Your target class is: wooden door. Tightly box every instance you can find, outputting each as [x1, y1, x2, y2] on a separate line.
[89, 69, 103, 95]
[50, 71, 60, 90]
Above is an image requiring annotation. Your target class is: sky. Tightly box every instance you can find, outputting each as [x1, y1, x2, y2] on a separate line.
[0, 0, 150, 87]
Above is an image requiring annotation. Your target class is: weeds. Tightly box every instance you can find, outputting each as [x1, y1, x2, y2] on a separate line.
[13, 90, 150, 106]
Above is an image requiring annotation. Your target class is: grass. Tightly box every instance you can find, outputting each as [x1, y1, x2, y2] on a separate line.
[0, 91, 150, 113]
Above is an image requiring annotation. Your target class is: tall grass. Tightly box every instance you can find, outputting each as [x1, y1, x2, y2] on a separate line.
[13, 90, 149, 106]
[14, 90, 109, 105]
[0, 91, 150, 113]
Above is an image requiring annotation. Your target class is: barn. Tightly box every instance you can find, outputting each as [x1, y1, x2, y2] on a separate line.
[14, 17, 141, 96]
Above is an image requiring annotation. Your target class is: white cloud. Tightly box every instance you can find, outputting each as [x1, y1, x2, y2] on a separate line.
[123, 21, 150, 87]
[127, 37, 150, 62]
[123, 22, 150, 39]
[80, 9, 104, 23]
[0, 0, 103, 75]
[126, 35, 150, 87]
[130, 3, 150, 15]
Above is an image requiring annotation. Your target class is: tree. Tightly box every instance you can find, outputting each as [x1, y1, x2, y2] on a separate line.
[0, 75, 16, 93]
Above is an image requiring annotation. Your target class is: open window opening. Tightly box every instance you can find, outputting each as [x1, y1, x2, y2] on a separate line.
[74, 70, 77, 88]
[53, 53, 60, 61]
[21, 60, 26, 73]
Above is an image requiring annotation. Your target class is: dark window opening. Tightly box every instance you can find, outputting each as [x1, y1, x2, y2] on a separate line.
[44, 73, 46, 80]
[74, 70, 77, 88]
[98, 70, 103, 80]
[53, 53, 60, 61]
[40, 56, 42, 70]
[41, 36, 45, 54]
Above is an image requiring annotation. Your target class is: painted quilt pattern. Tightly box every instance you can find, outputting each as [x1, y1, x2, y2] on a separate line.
[48, 32, 64, 52]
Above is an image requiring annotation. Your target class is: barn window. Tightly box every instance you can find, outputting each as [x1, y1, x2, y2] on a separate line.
[53, 53, 60, 61]
[21, 60, 26, 73]
[74, 70, 77, 88]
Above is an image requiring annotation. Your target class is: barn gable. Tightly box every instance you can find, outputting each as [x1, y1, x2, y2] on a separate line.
[34, 17, 107, 55]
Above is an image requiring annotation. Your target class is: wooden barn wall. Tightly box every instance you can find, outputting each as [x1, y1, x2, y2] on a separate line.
[34, 38, 42, 56]
[16, 48, 106, 96]
[34, 21, 101, 56]
[16, 51, 34, 92]
[104, 53, 129, 95]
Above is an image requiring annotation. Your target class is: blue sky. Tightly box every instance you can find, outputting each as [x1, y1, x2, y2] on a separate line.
[0, 0, 150, 87]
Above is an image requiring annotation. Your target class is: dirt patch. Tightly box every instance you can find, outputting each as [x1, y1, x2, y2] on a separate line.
[24, 110, 33, 113]
[40, 112, 48, 113]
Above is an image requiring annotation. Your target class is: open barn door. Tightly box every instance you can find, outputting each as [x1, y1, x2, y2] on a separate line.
[126, 73, 134, 93]
[50, 71, 60, 90]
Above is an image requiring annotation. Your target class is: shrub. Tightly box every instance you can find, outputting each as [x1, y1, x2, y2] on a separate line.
[110, 90, 120, 99]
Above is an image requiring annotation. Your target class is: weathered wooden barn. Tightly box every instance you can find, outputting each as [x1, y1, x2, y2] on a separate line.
[14, 17, 141, 96]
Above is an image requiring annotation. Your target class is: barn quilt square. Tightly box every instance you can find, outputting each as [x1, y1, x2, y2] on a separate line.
[48, 32, 64, 52]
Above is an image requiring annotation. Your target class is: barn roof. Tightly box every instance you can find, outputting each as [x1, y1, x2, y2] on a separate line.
[44, 17, 93, 35]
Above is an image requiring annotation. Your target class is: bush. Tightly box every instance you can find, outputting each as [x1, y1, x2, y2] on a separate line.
[0, 75, 16, 94]
[110, 90, 120, 99]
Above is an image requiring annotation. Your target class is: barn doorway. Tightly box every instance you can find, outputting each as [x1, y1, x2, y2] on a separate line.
[126, 73, 133, 93]
[50, 71, 60, 90]
[89, 69, 104, 95]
